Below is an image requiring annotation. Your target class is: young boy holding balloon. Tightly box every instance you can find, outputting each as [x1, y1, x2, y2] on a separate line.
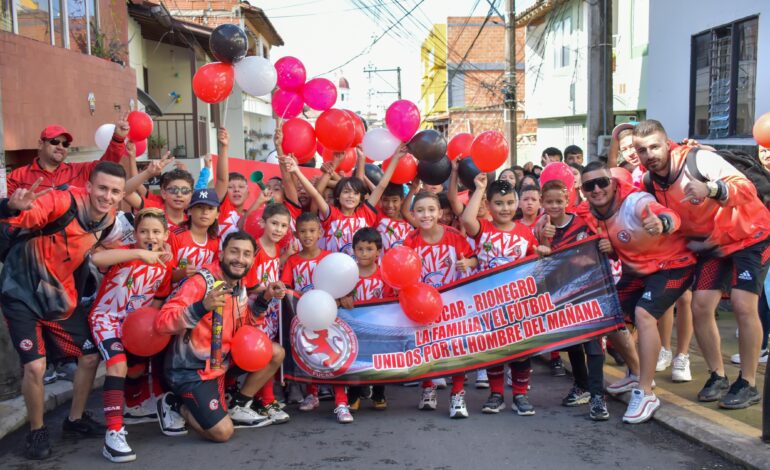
[88, 208, 173, 462]
[460, 173, 545, 417]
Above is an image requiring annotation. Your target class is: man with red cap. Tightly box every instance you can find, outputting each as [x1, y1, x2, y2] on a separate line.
[6, 116, 129, 196]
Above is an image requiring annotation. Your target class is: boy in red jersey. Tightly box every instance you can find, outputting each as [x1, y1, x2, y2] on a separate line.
[577, 161, 696, 423]
[376, 184, 413, 252]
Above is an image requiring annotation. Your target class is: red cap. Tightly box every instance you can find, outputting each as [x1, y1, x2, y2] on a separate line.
[40, 125, 73, 143]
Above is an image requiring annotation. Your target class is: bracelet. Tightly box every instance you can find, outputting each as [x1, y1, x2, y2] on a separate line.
[707, 181, 719, 198]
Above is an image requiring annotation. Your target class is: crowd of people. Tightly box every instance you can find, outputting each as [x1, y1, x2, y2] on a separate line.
[1, 115, 768, 463]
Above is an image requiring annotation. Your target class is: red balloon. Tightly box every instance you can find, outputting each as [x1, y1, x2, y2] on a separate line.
[274, 56, 306, 92]
[383, 154, 418, 185]
[540, 162, 575, 189]
[282, 118, 316, 158]
[381, 246, 421, 289]
[610, 167, 633, 186]
[242, 209, 263, 240]
[322, 147, 356, 173]
[399, 283, 443, 324]
[315, 109, 355, 151]
[122, 307, 170, 357]
[345, 110, 365, 147]
[127, 111, 153, 141]
[272, 88, 304, 119]
[470, 131, 509, 172]
[295, 144, 316, 164]
[131, 139, 147, 157]
[192, 62, 234, 104]
[302, 78, 337, 111]
[753, 112, 770, 148]
[231, 326, 272, 372]
[447, 133, 474, 160]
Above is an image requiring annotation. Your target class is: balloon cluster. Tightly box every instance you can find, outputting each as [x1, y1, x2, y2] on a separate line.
[193, 25, 277, 104]
[381, 246, 444, 325]
[272, 56, 338, 118]
[293, 253, 360, 332]
[94, 110, 153, 154]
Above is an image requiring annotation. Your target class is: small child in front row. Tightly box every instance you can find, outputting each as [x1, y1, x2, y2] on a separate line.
[461, 174, 546, 417]
[340, 228, 395, 417]
[279, 212, 332, 412]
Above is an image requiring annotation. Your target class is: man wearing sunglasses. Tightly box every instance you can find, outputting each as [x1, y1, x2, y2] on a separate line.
[6, 117, 129, 196]
[576, 161, 696, 424]
[633, 119, 770, 410]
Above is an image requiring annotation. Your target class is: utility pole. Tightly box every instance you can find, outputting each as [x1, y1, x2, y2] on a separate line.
[587, 0, 613, 162]
[363, 67, 402, 100]
[504, 0, 517, 165]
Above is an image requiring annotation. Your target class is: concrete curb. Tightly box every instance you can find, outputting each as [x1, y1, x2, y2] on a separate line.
[0, 364, 105, 441]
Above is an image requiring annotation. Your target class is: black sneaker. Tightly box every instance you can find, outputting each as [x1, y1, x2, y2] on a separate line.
[697, 371, 729, 402]
[589, 395, 609, 421]
[318, 385, 334, 401]
[62, 411, 106, 438]
[512, 394, 535, 416]
[550, 357, 566, 377]
[562, 385, 591, 407]
[481, 393, 505, 413]
[607, 346, 626, 366]
[25, 426, 51, 460]
[718, 373, 761, 409]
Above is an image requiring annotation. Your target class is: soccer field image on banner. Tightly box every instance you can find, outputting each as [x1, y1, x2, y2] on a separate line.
[281, 237, 624, 384]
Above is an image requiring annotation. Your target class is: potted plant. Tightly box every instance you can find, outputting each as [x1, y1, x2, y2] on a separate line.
[148, 135, 167, 159]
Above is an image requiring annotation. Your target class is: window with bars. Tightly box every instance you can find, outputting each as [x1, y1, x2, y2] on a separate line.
[690, 17, 757, 139]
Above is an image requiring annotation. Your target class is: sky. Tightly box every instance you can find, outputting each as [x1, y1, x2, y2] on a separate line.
[258, 0, 534, 117]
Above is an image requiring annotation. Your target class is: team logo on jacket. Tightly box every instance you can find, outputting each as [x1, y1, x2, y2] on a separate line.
[111, 342, 124, 352]
[291, 317, 358, 379]
[209, 399, 219, 411]
[617, 230, 631, 243]
[19, 339, 33, 351]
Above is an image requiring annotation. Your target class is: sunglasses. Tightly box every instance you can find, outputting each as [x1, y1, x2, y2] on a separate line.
[164, 186, 193, 195]
[48, 138, 71, 148]
[581, 177, 612, 192]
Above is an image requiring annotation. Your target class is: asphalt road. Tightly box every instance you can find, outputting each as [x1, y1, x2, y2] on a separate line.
[0, 362, 739, 470]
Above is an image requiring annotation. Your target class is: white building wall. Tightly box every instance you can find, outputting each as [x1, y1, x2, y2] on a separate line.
[646, 0, 769, 145]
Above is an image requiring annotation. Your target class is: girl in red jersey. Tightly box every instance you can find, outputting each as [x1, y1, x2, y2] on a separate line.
[461, 174, 544, 417]
[403, 191, 478, 418]
[170, 189, 221, 283]
[88, 208, 173, 463]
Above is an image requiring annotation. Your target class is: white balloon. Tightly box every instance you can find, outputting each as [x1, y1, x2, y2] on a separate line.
[234, 56, 278, 97]
[362, 127, 401, 161]
[296, 289, 338, 331]
[94, 124, 115, 151]
[265, 152, 279, 164]
[312, 252, 359, 299]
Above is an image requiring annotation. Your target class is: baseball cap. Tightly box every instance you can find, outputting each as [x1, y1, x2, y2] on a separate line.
[189, 189, 220, 207]
[611, 122, 637, 141]
[40, 125, 73, 143]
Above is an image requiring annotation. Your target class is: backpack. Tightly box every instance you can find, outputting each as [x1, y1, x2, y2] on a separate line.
[0, 194, 78, 262]
[643, 148, 770, 206]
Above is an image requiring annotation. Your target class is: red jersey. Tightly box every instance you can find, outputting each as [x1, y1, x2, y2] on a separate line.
[217, 194, 241, 240]
[244, 239, 281, 289]
[244, 200, 302, 251]
[6, 138, 125, 195]
[280, 250, 331, 293]
[376, 214, 413, 252]
[321, 203, 379, 256]
[403, 225, 474, 288]
[169, 228, 219, 271]
[474, 219, 537, 271]
[353, 267, 394, 301]
[142, 194, 187, 232]
[576, 181, 696, 276]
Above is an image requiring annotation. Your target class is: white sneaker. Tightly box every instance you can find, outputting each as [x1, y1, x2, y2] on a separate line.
[731, 348, 769, 364]
[475, 369, 489, 389]
[123, 397, 158, 425]
[671, 354, 692, 382]
[298, 394, 320, 411]
[103, 427, 136, 463]
[622, 389, 660, 424]
[655, 348, 673, 371]
[228, 400, 271, 428]
[334, 405, 354, 423]
[433, 378, 447, 389]
[418, 386, 438, 410]
[259, 401, 290, 424]
[156, 393, 187, 436]
[606, 374, 639, 395]
[449, 391, 469, 419]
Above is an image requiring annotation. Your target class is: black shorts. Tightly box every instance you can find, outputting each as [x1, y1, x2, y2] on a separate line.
[694, 237, 770, 295]
[617, 266, 694, 322]
[2, 301, 97, 365]
[173, 375, 228, 431]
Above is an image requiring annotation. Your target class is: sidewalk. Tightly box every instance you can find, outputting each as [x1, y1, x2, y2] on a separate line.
[0, 364, 105, 441]
[602, 309, 768, 470]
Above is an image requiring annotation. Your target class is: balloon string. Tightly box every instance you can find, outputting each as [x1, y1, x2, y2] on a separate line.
[221, 95, 230, 129]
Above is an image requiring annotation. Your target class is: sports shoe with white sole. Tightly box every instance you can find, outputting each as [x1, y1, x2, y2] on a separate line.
[433, 378, 447, 389]
[156, 393, 187, 436]
[481, 393, 505, 413]
[671, 354, 692, 382]
[298, 394, 320, 411]
[622, 389, 659, 424]
[334, 405, 354, 423]
[730, 348, 769, 365]
[655, 348, 672, 372]
[512, 394, 535, 416]
[475, 369, 489, 389]
[606, 374, 655, 394]
[123, 398, 158, 425]
[449, 391, 469, 419]
[256, 400, 290, 424]
[418, 386, 438, 410]
[103, 427, 136, 463]
[228, 400, 271, 428]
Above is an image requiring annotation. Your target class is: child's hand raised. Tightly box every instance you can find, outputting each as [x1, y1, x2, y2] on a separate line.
[473, 172, 488, 191]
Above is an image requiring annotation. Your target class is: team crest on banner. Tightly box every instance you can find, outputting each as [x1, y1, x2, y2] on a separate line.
[290, 317, 358, 379]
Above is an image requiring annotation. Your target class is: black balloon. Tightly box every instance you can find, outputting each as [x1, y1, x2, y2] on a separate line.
[407, 129, 447, 163]
[364, 163, 384, 185]
[457, 157, 495, 191]
[210, 24, 248, 64]
[417, 156, 452, 185]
